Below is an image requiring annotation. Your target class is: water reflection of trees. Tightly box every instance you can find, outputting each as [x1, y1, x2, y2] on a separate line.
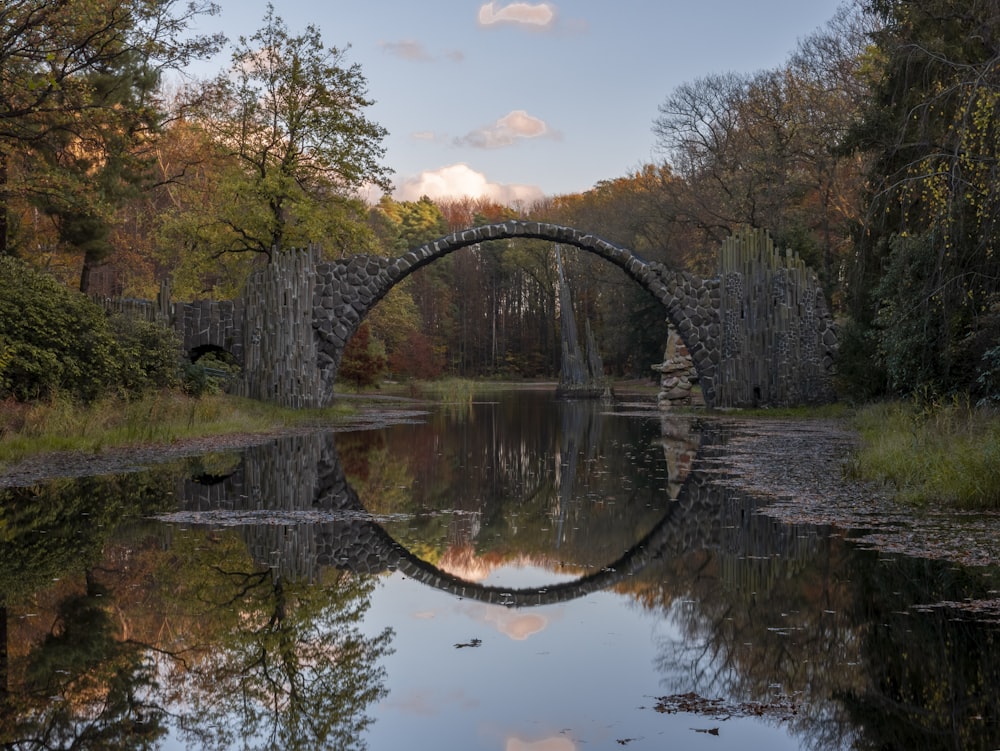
[1, 473, 178, 749]
[841, 556, 1000, 751]
[0, 475, 393, 751]
[6, 408, 1000, 751]
[145, 531, 392, 751]
[352, 394, 679, 571]
[623, 428, 1000, 751]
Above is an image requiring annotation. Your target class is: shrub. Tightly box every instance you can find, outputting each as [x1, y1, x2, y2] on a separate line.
[109, 314, 182, 395]
[182, 351, 240, 397]
[0, 256, 118, 401]
[0, 256, 182, 402]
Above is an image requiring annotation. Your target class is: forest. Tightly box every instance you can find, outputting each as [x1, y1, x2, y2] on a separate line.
[1, 0, 1000, 405]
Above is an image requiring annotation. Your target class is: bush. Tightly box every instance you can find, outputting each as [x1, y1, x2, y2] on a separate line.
[0, 256, 118, 401]
[181, 351, 240, 397]
[109, 314, 182, 394]
[0, 256, 181, 402]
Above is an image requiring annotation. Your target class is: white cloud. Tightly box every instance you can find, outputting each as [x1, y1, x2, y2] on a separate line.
[506, 737, 576, 751]
[455, 110, 555, 149]
[478, 2, 556, 28]
[395, 163, 545, 205]
[380, 39, 433, 61]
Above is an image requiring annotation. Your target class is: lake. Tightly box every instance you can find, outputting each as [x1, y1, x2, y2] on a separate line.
[2, 388, 999, 750]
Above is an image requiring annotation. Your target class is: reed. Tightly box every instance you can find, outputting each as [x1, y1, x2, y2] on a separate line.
[849, 398, 1000, 508]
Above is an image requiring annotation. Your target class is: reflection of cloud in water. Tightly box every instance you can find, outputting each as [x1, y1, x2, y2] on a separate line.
[464, 602, 551, 640]
[491, 611, 548, 640]
[507, 736, 576, 751]
[438, 545, 498, 582]
[438, 549, 584, 588]
[385, 687, 478, 716]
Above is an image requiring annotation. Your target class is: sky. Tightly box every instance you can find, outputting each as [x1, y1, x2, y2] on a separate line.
[186, 1, 849, 204]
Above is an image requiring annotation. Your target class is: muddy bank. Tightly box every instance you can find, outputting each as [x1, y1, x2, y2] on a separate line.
[705, 417, 1000, 568]
[0, 407, 429, 489]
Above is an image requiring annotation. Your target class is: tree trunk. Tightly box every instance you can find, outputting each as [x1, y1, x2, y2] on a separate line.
[0, 150, 9, 256]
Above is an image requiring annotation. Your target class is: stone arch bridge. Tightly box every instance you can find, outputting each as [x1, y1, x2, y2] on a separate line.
[161, 221, 836, 409]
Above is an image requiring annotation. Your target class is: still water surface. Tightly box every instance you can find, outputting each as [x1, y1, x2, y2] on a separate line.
[2, 389, 999, 750]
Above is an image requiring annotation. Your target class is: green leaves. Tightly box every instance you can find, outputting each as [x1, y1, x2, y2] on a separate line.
[846, 0, 1000, 397]
[0, 0, 225, 282]
[186, 3, 390, 257]
[0, 256, 180, 401]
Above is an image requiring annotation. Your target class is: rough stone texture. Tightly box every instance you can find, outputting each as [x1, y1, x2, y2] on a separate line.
[652, 325, 701, 407]
[714, 228, 837, 407]
[117, 221, 836, 410]
[232, 248, 323, 407]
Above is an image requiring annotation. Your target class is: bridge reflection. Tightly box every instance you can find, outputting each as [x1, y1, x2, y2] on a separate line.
[160, 412, 816, 607]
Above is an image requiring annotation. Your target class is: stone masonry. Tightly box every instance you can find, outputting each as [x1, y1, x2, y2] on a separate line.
[164, 221, 837, 409]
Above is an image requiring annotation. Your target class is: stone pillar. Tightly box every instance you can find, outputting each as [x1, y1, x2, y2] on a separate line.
[236, 247, 327, 408]
[653, 324, 701, 407]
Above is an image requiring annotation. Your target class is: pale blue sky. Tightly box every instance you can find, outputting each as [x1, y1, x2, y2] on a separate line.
[189, 1, 848, 203]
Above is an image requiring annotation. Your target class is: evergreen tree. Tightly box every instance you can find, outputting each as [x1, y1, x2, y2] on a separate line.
[0, 0, 225, 289]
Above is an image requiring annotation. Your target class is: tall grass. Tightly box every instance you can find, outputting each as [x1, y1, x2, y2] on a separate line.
[0, 391, 353, 466]
[849, 398, 1000, 508]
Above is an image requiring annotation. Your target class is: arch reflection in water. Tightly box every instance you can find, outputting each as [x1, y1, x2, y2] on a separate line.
[164, 398, 704, 605]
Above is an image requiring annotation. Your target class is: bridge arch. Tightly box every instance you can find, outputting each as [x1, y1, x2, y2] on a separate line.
[313, 221, 720, 405]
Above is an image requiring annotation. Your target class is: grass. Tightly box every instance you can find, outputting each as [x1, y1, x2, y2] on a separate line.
[0, 390, 355, 467]
[848, 398, 1000, 508]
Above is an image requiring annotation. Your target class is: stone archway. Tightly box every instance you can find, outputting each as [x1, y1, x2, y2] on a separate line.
[312, 221, 721, 406]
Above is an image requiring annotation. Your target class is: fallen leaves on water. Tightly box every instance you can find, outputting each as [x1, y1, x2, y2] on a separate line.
[693, 727, 720, 735]
[707, 418, 1000, 569]
[912, 597, 1000, 622]
[652, 691, 799, 722]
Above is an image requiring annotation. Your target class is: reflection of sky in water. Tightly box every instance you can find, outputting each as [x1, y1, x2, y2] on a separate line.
[361, 570, 803, 750]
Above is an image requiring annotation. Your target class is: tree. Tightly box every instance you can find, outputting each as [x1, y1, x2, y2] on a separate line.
[653, 5, 873, 290]
[844, 0, 1000, 396]
[338, 322, 387, 390]
[0, 0, 225, 289]
[185, 4, 391, 259]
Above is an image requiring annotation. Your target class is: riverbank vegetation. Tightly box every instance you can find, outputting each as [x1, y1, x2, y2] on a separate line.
[0, 390, 353, 468]
[850, 400, 1000, 508]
